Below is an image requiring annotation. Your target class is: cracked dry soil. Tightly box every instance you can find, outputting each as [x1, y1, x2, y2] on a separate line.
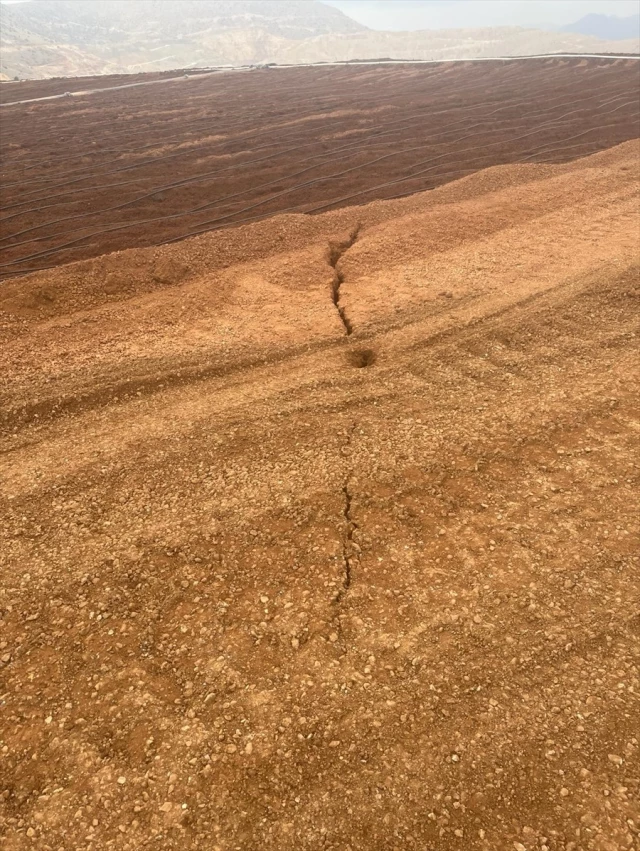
[1, 141, 639, 851]
[329, 224, 361, 336]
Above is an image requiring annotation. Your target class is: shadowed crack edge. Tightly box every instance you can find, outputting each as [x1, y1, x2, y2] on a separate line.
[328, 223, 361, 336]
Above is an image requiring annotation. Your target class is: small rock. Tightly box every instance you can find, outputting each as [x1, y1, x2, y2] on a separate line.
[117, 776, 126, 785]
[159, 802, 172, 813]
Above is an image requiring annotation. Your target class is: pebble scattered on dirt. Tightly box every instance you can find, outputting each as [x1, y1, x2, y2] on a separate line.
[1, 138, 639, 850]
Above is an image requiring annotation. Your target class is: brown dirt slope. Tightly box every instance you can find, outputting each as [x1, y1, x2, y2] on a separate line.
[1, 59, 638, 278]
[1, 140, 639, 850]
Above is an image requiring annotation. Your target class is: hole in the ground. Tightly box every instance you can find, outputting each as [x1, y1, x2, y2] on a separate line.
[347, 348, 376, 368]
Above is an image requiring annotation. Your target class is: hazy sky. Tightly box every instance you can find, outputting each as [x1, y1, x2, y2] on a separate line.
[323, 0, 640, 31]
[1, 0, 638, 30]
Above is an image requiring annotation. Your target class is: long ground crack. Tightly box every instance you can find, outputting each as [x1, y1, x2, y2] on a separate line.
[330, 424, 361, 654]
[335, 422, 360, 606]
[328, 223, 361, 336]
[340, 478, 359, 595]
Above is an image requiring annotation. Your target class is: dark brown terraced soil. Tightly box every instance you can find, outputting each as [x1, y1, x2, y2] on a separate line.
[0, 68, 216, 104]
[0, 58, 639, 278]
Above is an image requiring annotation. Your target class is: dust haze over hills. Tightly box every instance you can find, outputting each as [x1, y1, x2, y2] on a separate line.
[0, 0, 638, 80]
[560, 13, 640, 41]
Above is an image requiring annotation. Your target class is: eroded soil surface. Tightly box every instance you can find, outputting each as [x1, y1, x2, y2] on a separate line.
[0, 68, 216, 104]
[1, 58, 639, 278]
[1, 139, 639, 850]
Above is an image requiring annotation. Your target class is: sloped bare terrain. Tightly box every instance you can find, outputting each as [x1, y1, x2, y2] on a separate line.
[1, 138, 639, 850]
[2, 59, 639, 280]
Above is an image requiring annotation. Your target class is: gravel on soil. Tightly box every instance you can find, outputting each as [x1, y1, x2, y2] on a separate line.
[0, 139, 639, 850]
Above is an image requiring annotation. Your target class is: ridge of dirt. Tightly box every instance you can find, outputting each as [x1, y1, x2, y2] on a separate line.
[1, 140, 639, 851]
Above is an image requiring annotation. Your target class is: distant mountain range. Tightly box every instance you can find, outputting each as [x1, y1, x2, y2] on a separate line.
[560, 14, 640, 41]
[1, 1, 638, 81]
[0, 0, 366, 78]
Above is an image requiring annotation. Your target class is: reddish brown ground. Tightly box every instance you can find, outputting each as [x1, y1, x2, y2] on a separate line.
[0, 68, 215, 104]
[1, 58, 638, 279]
[1, 139, 639, 850]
